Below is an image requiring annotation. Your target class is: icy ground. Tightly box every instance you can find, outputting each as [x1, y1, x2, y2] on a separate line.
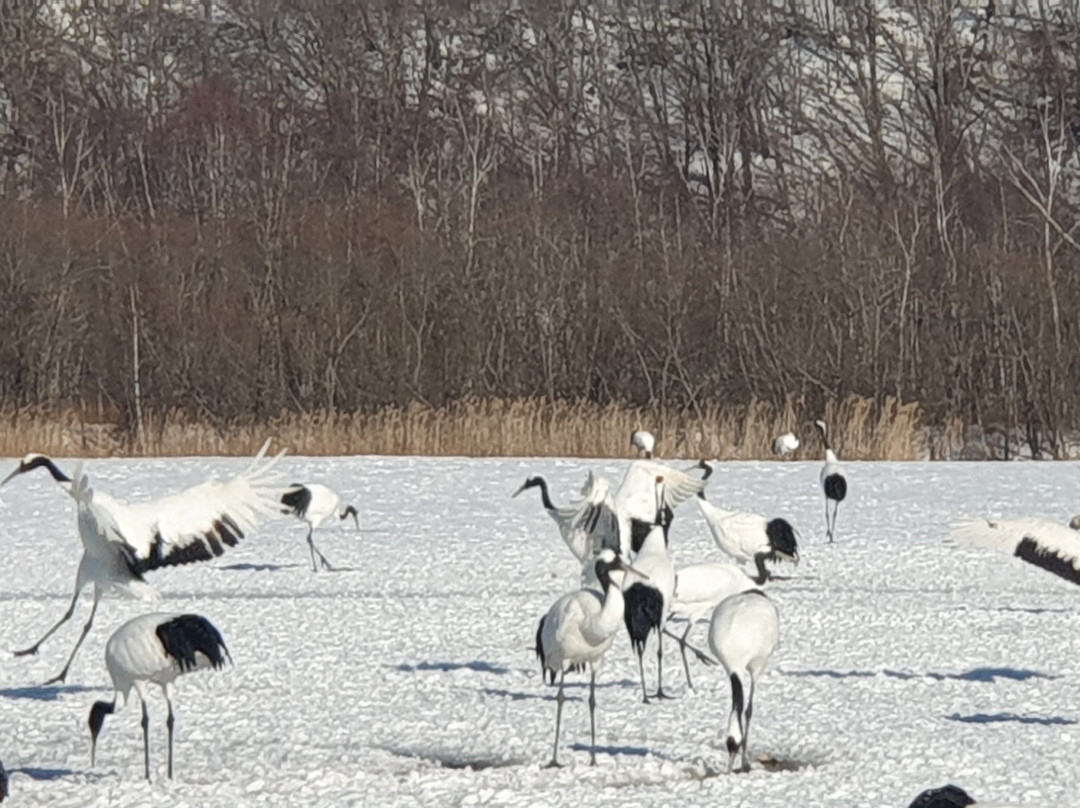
[0, 455, 1077, 807]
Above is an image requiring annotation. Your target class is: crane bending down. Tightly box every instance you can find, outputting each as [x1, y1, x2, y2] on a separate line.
[709, 590, 780, 773]
[666, 562, 759, 690]
[89, 612, 231, 781]
[950, 516, 1080, 586]
[280, 482, 360, 572]
[1, 441, 283, 684]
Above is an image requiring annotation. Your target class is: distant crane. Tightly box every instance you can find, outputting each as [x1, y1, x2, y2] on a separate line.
[280, 482, 359, 572]
[709, 590, 780, 774]
[771, 433, 800, 456]
[1, 441, 282, 683]
[89, 612, 231, 781]
[814, 420, 847, 542]
[950, 516, 1080, 586]
[536, 548, 644, 767]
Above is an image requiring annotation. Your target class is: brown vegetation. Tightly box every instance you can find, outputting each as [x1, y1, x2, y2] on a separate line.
[2, 3, 1079, 458]
[0, 396, 922, 459]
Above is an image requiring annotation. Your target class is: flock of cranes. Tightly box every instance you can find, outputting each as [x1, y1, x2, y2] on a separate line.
[2, 417, 1080, 801]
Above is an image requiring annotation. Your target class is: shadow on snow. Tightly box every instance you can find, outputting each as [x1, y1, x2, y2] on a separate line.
[0, 684, 100, 702]
[946, 712, 1077, 726]
[378, 745, 526, 771]
[781, 666, 1058, 683]
[394, 660, 511, 675]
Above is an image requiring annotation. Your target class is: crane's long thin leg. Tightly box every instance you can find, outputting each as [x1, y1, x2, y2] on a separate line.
[166, 697, 175, 779]
[830, 501, 840, 543]
[636, 647, 650, 704]
[653, 631, 674, 700]
[306, 527, 334, 572]
[675, 623, 695, 691]
[44, 587, 100, 685]
[545, 671, 566, 768]
[588, 670, 598, 766]
[141, 699, 151, 781]
[741, 681, 755, 773]
[824, 497, 832, 542]
[14, 583, 82, 657]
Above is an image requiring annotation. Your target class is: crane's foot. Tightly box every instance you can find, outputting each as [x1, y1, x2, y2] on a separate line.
[42, 669, 69, 686]
[543, 759, 562, 769]
[651, 688, 676, 701]
[13, 646, 40, 658]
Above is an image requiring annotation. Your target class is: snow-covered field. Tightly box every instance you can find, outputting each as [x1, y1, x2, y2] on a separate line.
[0, 455, 1077, 807]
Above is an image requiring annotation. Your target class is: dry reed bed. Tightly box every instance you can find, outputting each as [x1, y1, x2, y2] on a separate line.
[0, 397, 927, 460]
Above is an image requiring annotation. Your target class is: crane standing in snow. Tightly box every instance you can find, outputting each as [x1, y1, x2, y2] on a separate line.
[1, 441, 282, 684]
[814, 420, 847, 542]
[709, 590, 780, 774]
[536, 548, 645, 767]
[89, 612, 231, 781]
[280, 482, 359, 572]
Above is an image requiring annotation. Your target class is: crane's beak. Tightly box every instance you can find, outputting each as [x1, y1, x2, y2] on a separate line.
[618, 555, 650, 581]
[511, 482, 528, 498]
[0, 466, 23, 486]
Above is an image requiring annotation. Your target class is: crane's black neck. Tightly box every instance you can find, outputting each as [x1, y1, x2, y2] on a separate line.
[23, 455, 72, 483]
[89, 699, 115, 743]
[816, 422, 832, 452]
[527, 477, 555, 511]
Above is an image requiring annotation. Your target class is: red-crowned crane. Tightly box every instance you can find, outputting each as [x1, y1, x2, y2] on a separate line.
[950, 516, 1080, 586]
[89, 612, 231, 781]
[280, 482, 359, 571]
[814, 420, 847, 542]
[709, 590, 780, 773]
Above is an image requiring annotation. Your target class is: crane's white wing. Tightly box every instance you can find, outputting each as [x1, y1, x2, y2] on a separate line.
[554, 470, 621, 564]
[100, 440, 286, 574]
[613, 460, 706, 521]
[950, 517, 1080, 586]
[671, 562, 757, 619]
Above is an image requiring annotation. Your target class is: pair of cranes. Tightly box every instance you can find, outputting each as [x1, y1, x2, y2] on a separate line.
[519, 429, 796, 770]
[0, 444, 360, 783]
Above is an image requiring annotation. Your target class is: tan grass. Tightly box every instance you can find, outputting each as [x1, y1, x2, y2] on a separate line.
[0, 396, 926, 460]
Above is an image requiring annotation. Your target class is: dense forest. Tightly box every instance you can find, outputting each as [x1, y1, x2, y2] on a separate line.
[2, 1, 1080, 456]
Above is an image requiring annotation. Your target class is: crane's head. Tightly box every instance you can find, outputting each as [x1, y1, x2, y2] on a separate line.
[630, 429, 655, 459]
[593, 547, 649, 590]
[88, 698, 116, 768]
[1, 453, 72, 486]
[512, 476, 544, 498]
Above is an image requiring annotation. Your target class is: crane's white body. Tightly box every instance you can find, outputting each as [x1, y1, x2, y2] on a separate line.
[697, 499, 775, 566]
[281, 482, 359, 572]
[3, 441, 282, 683]
[950, 517, 1080, 586]
[90, 612, 231, 781]
[668, 561, 759, 689]
[709, 590, 780, 773]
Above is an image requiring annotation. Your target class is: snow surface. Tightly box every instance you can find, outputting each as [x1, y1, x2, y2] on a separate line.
[0, 455, 1078, 807]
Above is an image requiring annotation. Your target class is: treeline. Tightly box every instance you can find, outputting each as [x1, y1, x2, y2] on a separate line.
[1, 1, 1079, 455]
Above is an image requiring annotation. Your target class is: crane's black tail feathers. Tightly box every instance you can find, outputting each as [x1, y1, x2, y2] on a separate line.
[156, 615, 232, 672]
